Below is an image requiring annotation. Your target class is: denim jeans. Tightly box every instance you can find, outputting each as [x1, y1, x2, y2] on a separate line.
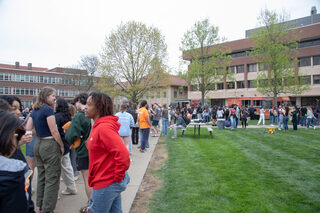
[307, 118, 314, 128]
[230, 116, 236, 130]
[140, 128, 150, 150]
[88, 173, 130, 213]
[274, 115, 278, 124]
[278, 114, 284, 130]
[204, 115, 210, 123]
[283, 117, 289, 130]
[300, 116, 307, 126]
[162, 118, 169, 135]
[269, 115, 274, 125]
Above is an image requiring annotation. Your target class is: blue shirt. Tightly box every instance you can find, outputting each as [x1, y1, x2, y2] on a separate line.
[31, 104, 54, 137]
[115, 111, 134, 136]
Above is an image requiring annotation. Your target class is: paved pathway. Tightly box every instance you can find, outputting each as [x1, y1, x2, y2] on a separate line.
[31, 135, 160, 213]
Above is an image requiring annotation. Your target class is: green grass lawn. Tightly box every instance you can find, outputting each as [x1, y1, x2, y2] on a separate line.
[151, 128, 320, 213]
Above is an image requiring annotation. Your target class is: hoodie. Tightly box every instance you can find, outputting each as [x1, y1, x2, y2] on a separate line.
[87, 115, 130, 190]
[0, 156, 28, 213]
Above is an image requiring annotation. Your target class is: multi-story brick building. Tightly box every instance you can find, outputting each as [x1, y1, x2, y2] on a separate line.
[184, 9, 320, 108]
[0, 62, 93, 108]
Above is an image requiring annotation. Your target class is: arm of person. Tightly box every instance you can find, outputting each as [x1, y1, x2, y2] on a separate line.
[146, 115, 154, 130]
[47, 115, 64, 154]
[17, 116, 34, 146]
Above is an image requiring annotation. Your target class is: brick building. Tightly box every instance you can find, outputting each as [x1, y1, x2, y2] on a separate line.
[0, 62, 94, 108]
[184, 9, 320, 108]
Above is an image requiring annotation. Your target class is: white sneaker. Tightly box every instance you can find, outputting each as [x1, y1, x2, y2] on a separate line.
[74, 175, 79, 181]
[314, 126, 316, 130]
[61, 188, 77, 195]
[171, 136, 177, 139]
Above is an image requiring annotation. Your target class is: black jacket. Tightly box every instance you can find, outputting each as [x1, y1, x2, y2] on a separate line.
[0, 156, 28, 213]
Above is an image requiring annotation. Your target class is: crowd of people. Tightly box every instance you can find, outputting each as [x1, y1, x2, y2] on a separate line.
[0, 87, 319, 213]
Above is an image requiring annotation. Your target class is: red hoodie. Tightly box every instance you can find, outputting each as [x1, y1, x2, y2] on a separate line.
[87, 115, 130, 189]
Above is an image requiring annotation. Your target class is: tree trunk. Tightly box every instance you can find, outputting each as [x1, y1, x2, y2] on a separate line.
[273, 92, 277, 108]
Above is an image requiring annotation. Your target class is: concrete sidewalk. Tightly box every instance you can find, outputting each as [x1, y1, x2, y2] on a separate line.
[31, 135, 160, 213]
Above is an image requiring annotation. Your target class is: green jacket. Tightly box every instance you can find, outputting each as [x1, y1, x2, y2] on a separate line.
[65, 110, 91, 158]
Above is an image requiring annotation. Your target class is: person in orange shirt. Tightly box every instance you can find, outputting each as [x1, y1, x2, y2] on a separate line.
[138, 100, 154, 153]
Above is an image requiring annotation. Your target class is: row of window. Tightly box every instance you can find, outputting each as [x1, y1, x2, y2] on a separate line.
[229, 63, 266, 74]
[228, 38, 320, 59]
[0, 87, 78, 97]
[0, 73, 88, 85]
[191, 75, 320, 91]
[298, 55, 320, 67]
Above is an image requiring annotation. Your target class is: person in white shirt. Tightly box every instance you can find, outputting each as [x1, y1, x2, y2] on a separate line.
[257, 107, 265, 125]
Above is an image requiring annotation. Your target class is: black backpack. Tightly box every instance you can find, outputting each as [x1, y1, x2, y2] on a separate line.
[183, 116, 191, 125]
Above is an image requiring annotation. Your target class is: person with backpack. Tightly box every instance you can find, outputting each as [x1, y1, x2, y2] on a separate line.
[171, 111, 187, 139]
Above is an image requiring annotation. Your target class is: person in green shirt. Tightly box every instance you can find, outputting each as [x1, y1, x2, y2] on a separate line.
[65, 93, 92, 212]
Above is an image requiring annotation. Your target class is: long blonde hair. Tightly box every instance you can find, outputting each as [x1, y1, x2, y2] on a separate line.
[33, 87, 55, 110]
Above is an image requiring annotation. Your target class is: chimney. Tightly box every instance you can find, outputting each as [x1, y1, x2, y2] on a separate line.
[27, 63, 32, 70]
[15, 61, 20, 69]
[311, 6, 317, 15]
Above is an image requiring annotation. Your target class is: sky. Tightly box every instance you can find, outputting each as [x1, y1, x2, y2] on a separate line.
[0, 0, 319, 73]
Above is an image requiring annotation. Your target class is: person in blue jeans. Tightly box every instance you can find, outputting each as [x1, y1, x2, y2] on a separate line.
[283, 106, 289, 131]
[161, 104, 169, 136]
[278, 106, 284, 130]
[229, 105, 237, 130]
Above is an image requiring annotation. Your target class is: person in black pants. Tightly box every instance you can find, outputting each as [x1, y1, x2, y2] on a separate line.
[291, 106, 299, 131]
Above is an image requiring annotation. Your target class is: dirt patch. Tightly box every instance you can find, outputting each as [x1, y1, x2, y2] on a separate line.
[130, 137, 168, 213]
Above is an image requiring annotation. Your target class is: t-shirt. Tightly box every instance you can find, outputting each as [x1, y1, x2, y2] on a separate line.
[153, 107, 161, 121]
[138, 107, 150, 129]
[161, 109, 169, 119]
[260, 108, 265, 115]
[31, 104, 54, 137]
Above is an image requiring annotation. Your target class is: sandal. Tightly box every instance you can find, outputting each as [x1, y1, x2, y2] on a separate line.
[79, 206, 89, 213]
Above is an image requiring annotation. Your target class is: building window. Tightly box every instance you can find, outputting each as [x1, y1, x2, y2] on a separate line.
[253, 100, 262, 107]
[191, 85, 198, 91]
[229, 66, 236, 73]
[248, 64, 257, 72]
[299, 75, 311, 85]
[259, 64, 268, 71]
[0, 87, 11, 95]
[241, 100, 251, 107]
[236, 65, 244, 73]
[227, 82, 235, 89]
[299, 56, 311, 67]
[0, 73, 10, 81]
[217, 83, 224, 90]
[163, 92, 167, 98]
[237, 81, 245, 89]
[174, 91, 177, 98]
[313, 75, 320, 84]
[314, 55, 320, 66]
[248, 80, 256, 88]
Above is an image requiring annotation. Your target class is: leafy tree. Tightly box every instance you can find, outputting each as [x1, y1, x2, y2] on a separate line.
[99, 21, 169, 104]
[181, 18, 232, 106]
[250, 9, 309, 106]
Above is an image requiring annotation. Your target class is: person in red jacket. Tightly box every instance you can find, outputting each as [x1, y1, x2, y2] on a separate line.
[85, 92, 130, 213]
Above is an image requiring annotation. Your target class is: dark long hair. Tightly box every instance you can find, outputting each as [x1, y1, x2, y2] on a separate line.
[55, 97, 72, 122]
[0, 110, 23, 156]
[89, 92, 113, 117]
